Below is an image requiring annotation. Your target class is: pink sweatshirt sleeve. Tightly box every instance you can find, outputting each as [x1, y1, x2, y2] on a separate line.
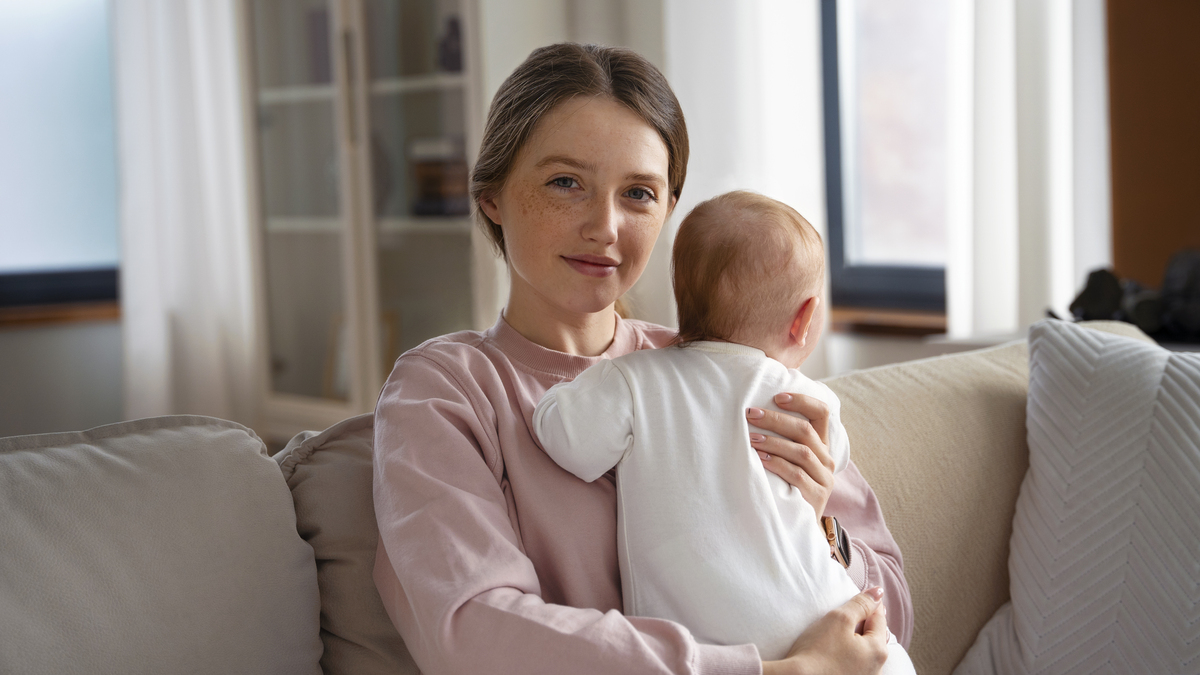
[826, 460, 914, 648]
[372, 351, 761, 675]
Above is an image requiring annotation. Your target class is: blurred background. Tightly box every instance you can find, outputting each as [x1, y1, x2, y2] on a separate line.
[1, 0, 1197, 444]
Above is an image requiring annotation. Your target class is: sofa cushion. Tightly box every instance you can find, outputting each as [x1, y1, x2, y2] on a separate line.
[0, 415, 322, 675]
[823, 320, 1152, 675]
[954, 319, 1200, 674]
[275, 414, 418, 675]
[826, 337, 1029, 675]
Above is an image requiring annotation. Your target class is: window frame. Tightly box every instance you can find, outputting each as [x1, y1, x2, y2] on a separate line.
[819, 0, 946, 313]
[0, 268, 119, 308]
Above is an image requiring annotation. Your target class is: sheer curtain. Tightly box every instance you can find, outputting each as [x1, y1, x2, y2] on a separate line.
[112, 0, 258, 424]
[663, 0, 833, 378]
[946, 0, 1112, 339]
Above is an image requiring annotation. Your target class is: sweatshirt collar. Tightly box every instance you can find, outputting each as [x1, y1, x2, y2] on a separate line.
[684, 340, 766, 358]
[487, 312, 644, 379]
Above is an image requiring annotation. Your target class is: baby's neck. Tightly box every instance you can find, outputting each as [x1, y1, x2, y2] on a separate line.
[718, 334, 805, 370]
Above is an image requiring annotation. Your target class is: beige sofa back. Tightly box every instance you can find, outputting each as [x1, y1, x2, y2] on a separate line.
[0, 416, 323, 675]
[826, 341, 1030, 675]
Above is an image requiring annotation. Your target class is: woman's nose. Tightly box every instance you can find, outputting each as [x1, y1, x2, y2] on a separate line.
[580, 194, 620, 245]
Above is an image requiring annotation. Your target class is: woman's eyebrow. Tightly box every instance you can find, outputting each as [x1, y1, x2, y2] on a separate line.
[536, 155, 596, 172]
[626, 172, 666, 185]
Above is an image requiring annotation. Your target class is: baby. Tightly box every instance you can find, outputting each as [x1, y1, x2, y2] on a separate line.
[533, 191, 914, 671]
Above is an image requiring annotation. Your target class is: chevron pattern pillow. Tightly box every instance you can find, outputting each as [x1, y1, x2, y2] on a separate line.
[955, 319, 1200, 675]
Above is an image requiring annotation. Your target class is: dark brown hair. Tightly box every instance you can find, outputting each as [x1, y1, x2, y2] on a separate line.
[672, 191, 824, 346]
[470, 43, 689, 257]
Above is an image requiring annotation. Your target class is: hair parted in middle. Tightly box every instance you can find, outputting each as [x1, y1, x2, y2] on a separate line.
[470, 42, 689, 258]
[671, 191, 825, 347]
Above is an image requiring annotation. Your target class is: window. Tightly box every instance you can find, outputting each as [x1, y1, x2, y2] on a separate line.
[0, 1, 120, 309]
[820, 0, 948, 312]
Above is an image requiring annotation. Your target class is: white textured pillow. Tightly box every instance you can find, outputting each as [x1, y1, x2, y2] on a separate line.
[955, 320, 1200, 674]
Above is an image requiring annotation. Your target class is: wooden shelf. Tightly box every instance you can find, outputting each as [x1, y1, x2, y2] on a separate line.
[257, 73, 465, 106]
[371, 72, 466, 96]
[0, 301, 120, 328]
[258, 84, 336, 105]
[830, 306, 947, 337]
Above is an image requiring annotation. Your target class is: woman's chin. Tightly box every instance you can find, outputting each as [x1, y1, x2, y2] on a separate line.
[558, 289, 625, 317]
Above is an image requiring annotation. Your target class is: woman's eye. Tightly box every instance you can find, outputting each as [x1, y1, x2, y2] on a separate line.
[626, 187, 655, 202]
[550, 177, 578, 189]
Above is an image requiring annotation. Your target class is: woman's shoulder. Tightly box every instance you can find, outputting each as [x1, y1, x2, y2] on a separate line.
[622, 318, 678, 352]
[386, 329, 503, 394]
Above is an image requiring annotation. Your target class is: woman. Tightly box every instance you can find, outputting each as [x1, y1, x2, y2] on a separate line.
[373, 43, 911, 675]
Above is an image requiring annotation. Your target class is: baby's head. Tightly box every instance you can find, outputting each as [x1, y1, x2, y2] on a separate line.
[671, 191, 825, 368]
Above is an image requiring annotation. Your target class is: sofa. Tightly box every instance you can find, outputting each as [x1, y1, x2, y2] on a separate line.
[0, 320, 1189, 675]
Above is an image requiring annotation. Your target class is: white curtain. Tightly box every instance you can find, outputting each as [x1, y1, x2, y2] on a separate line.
[657, 0, 1112, 354]
[946, 0, 1112, 339]
[662, 0, 833, 378]
[112, 0, 258, 424]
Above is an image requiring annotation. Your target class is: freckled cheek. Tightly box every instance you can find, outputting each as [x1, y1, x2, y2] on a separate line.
[618, 215, 664, 278]
[510, 187, 580, 242]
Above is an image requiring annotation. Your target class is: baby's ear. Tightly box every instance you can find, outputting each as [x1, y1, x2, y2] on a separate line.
[789, 296, 821, 346]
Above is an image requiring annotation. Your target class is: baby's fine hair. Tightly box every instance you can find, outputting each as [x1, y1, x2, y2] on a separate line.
[671, 191, 824, 346]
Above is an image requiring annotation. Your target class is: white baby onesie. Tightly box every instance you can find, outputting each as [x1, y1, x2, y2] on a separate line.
[533, 341, 914, 672]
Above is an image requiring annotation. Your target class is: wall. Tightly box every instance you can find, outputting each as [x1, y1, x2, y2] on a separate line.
[0, 321, 123, 437]
[1107, 0, 1200, 287]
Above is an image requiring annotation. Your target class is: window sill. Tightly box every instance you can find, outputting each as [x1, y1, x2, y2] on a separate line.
[830, 306, 947, 337]
[0, 301, 121, 329]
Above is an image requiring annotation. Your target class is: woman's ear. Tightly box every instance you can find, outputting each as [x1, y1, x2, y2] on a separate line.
[478, 193, 503, 225]
[788, 296, 821, 347]
[666, 194, 678, 216]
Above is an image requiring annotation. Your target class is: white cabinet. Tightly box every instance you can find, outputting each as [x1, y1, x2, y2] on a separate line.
[239, 0, 499, 440]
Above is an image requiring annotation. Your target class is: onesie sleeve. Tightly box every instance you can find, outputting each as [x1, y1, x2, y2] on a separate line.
[533, 359, 636, 482]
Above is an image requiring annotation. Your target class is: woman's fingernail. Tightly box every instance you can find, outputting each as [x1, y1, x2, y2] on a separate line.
[867, 587, 884, 601]
[757, 451, 770, 461]
[746, 407, 764, 419]
[749, 433, 765, 443]
[775, 393, 793, 404]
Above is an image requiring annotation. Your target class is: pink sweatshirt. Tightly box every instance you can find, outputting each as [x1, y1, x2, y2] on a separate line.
[373, 315, 913, 675]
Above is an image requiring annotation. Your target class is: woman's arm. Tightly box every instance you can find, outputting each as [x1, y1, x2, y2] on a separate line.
[373, 351, 759, 675]
[824, 461, 913, 648]
[746, 395, 913, 648]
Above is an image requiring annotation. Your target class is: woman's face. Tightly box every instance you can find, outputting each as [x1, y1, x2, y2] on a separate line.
[479, 96, 673, 319]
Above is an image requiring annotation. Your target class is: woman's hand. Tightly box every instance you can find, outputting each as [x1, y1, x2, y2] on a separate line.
[747, 392, 836, 519]
[763, 588, 890, 675]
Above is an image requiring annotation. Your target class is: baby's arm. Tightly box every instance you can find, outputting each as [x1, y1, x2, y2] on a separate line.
[532, 359, 636, 482]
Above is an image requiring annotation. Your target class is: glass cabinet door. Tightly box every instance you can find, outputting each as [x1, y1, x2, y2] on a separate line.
[248, 0, 351, 402]
[362, 0, 475, 374]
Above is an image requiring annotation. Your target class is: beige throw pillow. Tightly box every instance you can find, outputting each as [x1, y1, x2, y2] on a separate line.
[276, 413, 419, 675]
[0, 415, 323, 675]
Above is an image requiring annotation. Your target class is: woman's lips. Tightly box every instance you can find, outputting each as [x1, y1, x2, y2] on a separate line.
[563, 255, 619, 278]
